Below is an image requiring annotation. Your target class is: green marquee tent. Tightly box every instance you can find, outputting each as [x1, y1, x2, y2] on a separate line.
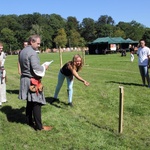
[88, 37, 138, 54]
[91, 36, 131, 44]
[91, 37, 116, 44]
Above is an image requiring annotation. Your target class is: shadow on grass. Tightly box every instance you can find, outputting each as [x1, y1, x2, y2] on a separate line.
[79, 115, 116, 134]
[0, 105, 26, 124]
[45, 97, 62, 108]
[45, 97, 68, 109]
[6, 89, 19, 94]
[106, 81, 143, 87]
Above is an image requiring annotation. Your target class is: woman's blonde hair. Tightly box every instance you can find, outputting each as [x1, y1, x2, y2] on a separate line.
[71, 54, 83, 71]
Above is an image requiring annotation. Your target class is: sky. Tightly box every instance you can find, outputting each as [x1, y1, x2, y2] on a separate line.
[0, 0, 150, 27]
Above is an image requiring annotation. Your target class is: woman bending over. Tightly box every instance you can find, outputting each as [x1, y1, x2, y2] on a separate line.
[53, 54, 89, 107]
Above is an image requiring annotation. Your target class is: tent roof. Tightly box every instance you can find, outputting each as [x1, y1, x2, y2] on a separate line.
[111, 37, 127, 43]
[91, 37, 127, 44]
[126, 38, 139, 43]
[91, 37, 115, 44]
[90, 37, 138, 44]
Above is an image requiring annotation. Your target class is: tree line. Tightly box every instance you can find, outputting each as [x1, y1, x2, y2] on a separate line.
[0, 12, 150, 53]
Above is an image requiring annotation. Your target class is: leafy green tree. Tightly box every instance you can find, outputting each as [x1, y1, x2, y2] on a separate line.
[0, 15, 9, 31]
[113, 27, 126, 38]
[42, 26, 53, 49]
[117, 21, 145, 40]
[66, 16, 79, 31]
[54, 28, 67, 48]
[54, 28, 67, 67]
[48, 14, 66, 47]
[0, 15, 21, 31]
[49, 14, 66, 34]
[95, 24, 114, 37]
[14, 30, 30, 49]
[80, 18, 96, 43]
[97, 15, 115, 25]
[41, 15, 55, 48]
[69, 29, 83, 47]
[95, 15, 115, 38]
[78, 37, 86, 47]
[0, 28, 18, 52]
[142, 28, 150, 47]
[65, 16, 80, 40]
[30, 24, 43, 36]
[18, 14, 36, 30]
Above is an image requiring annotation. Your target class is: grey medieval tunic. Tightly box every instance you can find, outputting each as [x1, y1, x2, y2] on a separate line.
[18, 46, 46, 105]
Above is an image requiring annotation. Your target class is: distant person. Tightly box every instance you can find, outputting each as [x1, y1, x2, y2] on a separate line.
[137, 39, 150, 87]
[95, 49, 98, 54]
[121, 49, 126, 57]
[52, 54, 90, 107]
[17, 41, 28, 75]
[103, 48, 107, 55]
[129, 45, 135, 62]
[18, 35, 52, 131]
[0, 42, 7, 106]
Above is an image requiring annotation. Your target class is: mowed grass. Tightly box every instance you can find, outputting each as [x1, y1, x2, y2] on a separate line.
[0, 51, 150, 150]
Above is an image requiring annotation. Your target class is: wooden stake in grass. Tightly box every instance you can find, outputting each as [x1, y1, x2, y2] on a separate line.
[59, 48, 63, 68]
[82, 48, 85, 65]
[118, 86, 124, 133]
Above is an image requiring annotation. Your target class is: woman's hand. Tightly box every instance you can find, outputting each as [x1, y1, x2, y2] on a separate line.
[84, 81, 90, 86]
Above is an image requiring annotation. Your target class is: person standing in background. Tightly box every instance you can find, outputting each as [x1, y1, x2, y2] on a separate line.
[129, 45, 135, 62]
[0, 42, 7, 106]
[137, 39, 150, 87]
[17, 41, 28, 75]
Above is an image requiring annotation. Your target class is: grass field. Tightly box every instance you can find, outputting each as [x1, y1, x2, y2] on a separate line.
[0, 51, 150, 150]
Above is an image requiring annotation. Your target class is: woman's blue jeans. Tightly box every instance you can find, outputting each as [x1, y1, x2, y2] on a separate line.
[54, 71, 74, 103]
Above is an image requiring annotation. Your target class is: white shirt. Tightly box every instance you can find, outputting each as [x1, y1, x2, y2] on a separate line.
[137, 46, 150, 66]
[33, 60, 53, 77]
[0, 52, 6, 67]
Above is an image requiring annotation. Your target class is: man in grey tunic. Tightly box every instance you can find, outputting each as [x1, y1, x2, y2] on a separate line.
[18, 35, 52, 131]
